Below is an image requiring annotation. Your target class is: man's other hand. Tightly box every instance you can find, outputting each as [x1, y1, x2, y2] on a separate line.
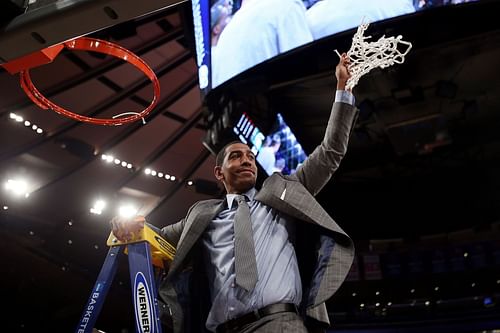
[110, 215, 146, 242]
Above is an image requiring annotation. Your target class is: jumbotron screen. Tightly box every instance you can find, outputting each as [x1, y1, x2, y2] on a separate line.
[191, 0, 479, 92]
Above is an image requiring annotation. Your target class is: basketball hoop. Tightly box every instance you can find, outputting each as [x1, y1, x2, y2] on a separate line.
[3, 37, 160, 126]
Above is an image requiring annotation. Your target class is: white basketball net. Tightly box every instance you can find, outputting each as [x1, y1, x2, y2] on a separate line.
[340, 22, 412, 90]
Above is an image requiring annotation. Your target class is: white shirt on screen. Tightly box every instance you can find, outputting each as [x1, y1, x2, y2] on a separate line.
[211, 0, 313, 88]
[306, 0, 416, 40]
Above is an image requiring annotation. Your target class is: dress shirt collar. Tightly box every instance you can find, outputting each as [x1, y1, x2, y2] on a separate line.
[225, 187, 257, 209]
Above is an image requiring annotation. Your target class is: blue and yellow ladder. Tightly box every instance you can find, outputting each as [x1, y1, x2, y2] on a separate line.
[75, 225, 175, 333]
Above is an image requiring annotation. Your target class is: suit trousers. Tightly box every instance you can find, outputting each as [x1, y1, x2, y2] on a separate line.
[235, 312, 307, 333]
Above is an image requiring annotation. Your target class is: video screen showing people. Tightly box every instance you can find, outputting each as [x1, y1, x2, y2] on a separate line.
[256, 114, 307, 176]
[209, 0, 478, 89]
[210, 0, 313, 88]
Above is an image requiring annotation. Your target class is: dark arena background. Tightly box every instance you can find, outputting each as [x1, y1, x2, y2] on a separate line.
[1, 0, 500, 332]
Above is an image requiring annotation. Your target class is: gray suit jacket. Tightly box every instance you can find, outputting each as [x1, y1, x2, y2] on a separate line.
[158, 101, 358, 332]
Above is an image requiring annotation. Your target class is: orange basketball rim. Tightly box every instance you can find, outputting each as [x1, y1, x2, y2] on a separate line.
[1, 37, 161, 126]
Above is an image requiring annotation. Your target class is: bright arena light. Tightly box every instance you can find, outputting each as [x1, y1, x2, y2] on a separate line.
[119, 205, 138, 218]
[5, 179, 29, 196]
[9, 113, 23, 122]
[90, 199, 107, 215]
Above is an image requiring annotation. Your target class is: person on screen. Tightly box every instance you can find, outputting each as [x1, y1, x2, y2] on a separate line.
[415, 0, 476, 10]
[211, 0, 233, 47]
[272, 157, 287, 173]
[256, 134, 281, 175]
[306, 0, 416, 40]
[110, 55, 358, 333]
[211, 0, 313, 88]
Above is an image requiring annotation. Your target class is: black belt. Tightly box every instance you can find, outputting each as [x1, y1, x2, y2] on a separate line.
[216, 303, 299, 333]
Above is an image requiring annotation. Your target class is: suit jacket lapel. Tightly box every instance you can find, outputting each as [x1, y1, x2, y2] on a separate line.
[256, 175, 336, 231]
[256, 174, 352, 242]
[167, 201, 224, 279]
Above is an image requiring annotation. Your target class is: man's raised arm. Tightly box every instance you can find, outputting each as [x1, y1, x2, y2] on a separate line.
[293, 53, 359, 196]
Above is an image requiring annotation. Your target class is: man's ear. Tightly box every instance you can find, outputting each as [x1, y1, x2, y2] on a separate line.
[214, 165, 224, 181]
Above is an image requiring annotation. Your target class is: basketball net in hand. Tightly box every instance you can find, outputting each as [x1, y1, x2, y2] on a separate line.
[336, 21, 412, 90]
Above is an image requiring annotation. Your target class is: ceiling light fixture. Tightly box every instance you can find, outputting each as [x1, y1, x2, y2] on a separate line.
[4, 178, 29, 197]
[9, 112, 45, 134]
[143, 168, 177, 182]
[101, 154, 134, 170]
[90, 199, 106, 215]
[119, 204, 138, 218]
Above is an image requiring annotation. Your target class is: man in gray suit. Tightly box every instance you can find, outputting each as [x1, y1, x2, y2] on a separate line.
[111, 54, 358, 333]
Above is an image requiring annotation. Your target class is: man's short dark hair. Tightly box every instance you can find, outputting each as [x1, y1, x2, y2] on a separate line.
[215, 140, 245, 167]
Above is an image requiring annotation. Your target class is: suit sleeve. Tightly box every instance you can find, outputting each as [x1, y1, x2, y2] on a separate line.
[293, 101, 358, 196]
[153, 202, 199, 247]
[160, 221, 184, 247]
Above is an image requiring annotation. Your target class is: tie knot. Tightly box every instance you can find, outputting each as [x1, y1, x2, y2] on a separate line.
[236, 195, 247, 205]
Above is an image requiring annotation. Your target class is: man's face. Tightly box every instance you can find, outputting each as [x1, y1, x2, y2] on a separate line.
[214, 143, 258, 194]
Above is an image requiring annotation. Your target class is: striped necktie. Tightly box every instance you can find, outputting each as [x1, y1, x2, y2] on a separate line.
[233, 195, 258, 291]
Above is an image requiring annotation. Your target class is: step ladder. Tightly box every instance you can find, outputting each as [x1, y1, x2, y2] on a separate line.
[75, 225, 175, 333]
